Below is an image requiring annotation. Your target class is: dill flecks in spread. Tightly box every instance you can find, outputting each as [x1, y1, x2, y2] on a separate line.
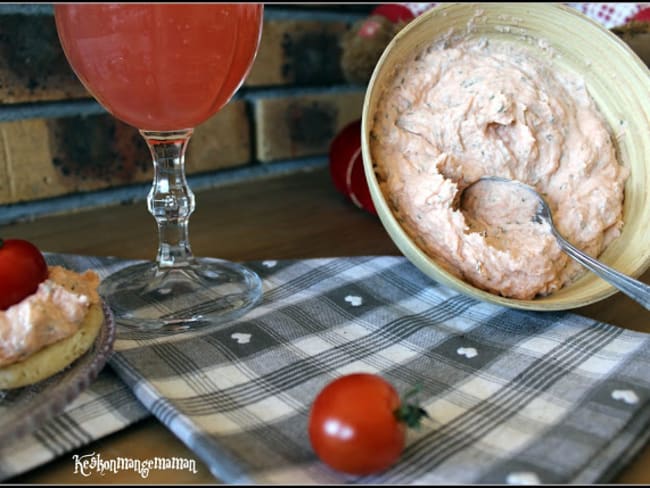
[0, 266, 101, 367]
[370, 37, 629, 300]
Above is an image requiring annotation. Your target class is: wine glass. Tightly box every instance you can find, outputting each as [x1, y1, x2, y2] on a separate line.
[54, 4, 264, 333]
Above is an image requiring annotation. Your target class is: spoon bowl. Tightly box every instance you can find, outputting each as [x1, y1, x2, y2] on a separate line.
[462, 177, 650, 311]
[362, 3, 650, 311]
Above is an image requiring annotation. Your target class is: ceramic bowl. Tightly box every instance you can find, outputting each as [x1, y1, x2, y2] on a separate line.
[361, 3, 650, 311]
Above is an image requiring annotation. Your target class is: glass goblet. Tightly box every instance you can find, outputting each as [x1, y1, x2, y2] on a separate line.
[54, 3, 264, 333]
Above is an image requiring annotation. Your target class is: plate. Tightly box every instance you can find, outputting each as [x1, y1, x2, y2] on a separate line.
[0, 301, 116, 444]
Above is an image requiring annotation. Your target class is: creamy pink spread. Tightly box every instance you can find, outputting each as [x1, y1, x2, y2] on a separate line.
[371, 37, 629, 299]
[0, 266, 101, 367]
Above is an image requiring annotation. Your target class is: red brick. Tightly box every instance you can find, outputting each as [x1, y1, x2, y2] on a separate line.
[0, 100, 251, 204]
[253, 90, 364, 162]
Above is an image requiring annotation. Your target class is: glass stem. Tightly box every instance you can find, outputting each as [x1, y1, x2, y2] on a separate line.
[142, 129, 196, 269]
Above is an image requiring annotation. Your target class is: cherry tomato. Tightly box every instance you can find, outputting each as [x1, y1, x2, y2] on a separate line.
[632, 7, 650, 22]
[328, 119, 377, 215]
[308, 373, 425, 476]
[0, 238, 48, 310]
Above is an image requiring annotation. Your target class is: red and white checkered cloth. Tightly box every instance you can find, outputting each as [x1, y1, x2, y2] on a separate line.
[400, 3, 646, 29]
[567, 2, 645, 27]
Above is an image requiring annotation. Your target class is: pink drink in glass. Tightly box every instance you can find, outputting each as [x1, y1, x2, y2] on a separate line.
[54, 4, 264, 332]
[55, 3, 262, 130]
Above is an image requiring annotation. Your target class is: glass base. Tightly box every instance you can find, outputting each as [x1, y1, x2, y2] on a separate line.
[99, 258, 262, 333]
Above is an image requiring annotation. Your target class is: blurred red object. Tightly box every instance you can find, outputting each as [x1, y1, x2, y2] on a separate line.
[328, 119, 377, 215]
[371, 4, 416, 23]
[632, 7, 650, 21]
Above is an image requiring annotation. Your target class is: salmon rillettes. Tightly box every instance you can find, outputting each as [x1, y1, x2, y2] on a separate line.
[370, 37, 629, 300]
[0, 266, 101, 367]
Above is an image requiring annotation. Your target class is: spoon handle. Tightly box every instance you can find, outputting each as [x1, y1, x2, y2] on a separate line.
[552, 231, 650, 311]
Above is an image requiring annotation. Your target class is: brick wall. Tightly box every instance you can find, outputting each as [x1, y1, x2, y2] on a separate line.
[0, 4, 373, 224]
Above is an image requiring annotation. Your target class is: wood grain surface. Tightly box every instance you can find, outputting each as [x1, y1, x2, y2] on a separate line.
[3, 168, 649, 484]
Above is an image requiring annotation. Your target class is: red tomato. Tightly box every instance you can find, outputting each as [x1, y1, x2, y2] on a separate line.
[632, 8, 650, 22]
[329, 119, 361, 196]
[0, 238, 48, 310]
[308, 373, 424, 476]
[328, 119, 377, 215]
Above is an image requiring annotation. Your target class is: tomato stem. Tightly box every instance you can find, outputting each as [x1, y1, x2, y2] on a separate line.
[394, 384, 430, 429]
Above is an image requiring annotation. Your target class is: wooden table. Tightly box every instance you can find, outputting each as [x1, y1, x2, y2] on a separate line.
[4, 167, 649, 484]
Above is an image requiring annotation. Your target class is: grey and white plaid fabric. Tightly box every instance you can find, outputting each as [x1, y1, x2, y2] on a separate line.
[4, 253, 650, 483]
[0, 367, 149, 481]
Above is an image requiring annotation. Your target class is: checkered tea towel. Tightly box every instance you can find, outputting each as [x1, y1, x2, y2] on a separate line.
[402, 3, 645, 29]
[8, 253, 650, 484]
[0, 367, 149, 481]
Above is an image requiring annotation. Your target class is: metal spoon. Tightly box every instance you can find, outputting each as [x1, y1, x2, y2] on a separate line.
[462, 176, 650, 310]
